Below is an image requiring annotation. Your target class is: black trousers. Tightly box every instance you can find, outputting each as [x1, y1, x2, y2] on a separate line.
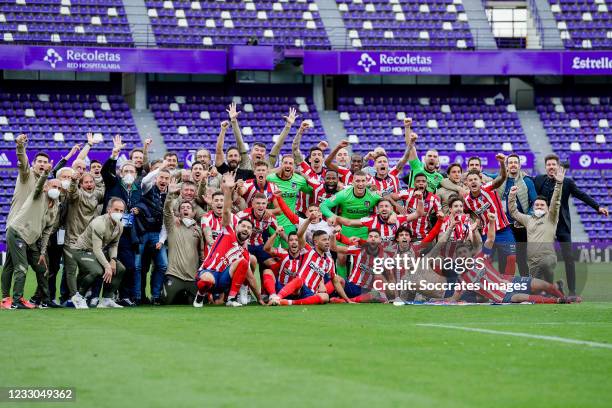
[556, 232, 576, 295]
[511, 225, 529, 277]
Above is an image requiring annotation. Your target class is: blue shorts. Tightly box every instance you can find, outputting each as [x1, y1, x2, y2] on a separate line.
[344, 281, 364, 298]
[491, 226, 517, 257]
[502, 276, 532, 303]
[248, 244, 271, 264]
[196, 267, 232, 294]
[298, 284, 315, 299]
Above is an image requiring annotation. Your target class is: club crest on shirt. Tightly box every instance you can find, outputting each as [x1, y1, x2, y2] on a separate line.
[364, 201, 371, 208]
[291, 182, 297, 189]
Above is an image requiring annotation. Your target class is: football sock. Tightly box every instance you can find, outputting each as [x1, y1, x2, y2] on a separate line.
[228, 259, 249, 298]
[196, 280, 213, 295]
[278, 277, 304, 299]
[262, 274, 276, 295]
[528, 295, 557, 304]
[291, 295, 324, 305]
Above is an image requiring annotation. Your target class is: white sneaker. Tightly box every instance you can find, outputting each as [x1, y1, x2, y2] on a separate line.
[98, 298, 123, 308]
[238, 285, 249, 305]
[226, 298, 243, 307]
[71, 293, 89, 309]
[268, 294, 280, 306]
[193, 293, 205, 308]
[89, 297, 99, 307]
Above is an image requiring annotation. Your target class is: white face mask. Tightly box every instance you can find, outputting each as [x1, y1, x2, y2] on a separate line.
[110, 212, 123, 223]
[122, 174, 135, 185]
[534, 209, 546, 218]
[47, 188, 60, 200]
[61, 180, 71, 190]
[182, 217, 195, 228]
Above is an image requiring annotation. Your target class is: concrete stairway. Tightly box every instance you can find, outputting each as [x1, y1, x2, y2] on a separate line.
[124, 0, 156, 47]
[315, 0, 351, 49]
[131, 109, 165, 160]
[462, 0, 497, 49]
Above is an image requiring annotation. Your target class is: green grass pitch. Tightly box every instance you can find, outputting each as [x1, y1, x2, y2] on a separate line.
[0, 263, 611, 408]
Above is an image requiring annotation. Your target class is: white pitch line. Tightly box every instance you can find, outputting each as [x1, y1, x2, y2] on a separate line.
[416, 323, 612, 350]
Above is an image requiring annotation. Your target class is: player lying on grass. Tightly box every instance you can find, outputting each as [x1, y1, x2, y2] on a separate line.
[193, 172, 259, 308]
[269, 214, 351, 306]
[448, 213, 580, 304]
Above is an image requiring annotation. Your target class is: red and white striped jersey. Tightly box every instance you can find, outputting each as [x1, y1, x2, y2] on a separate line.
[235, 208, 278, 246]
[296, 162, 325, 214]
[398, 189, 441, 241]
[360, 214, 402, 244]
[241, 179, 279, 207]
[439, 214, 472, 258]
[201, 211, 224, 242]
[200, 225, 249, 273]
[271, 247, 309, 285]
[297, 248, 336, 292]
[336, 166, 372, 186]
[346, 245, 385, 289]
[372, 168, 401, 196]
[463, 182, 509, 235]
[459, 253, 508, 303]
[305, 176, 336, 208]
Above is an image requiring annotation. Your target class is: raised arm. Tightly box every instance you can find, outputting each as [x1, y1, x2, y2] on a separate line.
[264, 226, 284, 255]
[548, 167, 565, 224]
[394, 120, 415, 172]
[292, 121, 310, 164]
[490, 153, 508, 190]
[268, 107, 298, 167]
[15, 134, 30, 184]
[163, 185, 180, 235]
[142, 138, 152, 171]
[324, 140, 349, 172]
[226, 103, 251, 169]
[484, 213, 497, 249]
[221, 172, 236, 227]
[215, 121, 230, 168]
[508, 186, 531, 227]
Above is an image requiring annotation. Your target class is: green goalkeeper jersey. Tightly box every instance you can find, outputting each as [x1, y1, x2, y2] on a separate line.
[266, 172, 312, 228]
[406, 158, 443, 193]
[320, 186, 381, 239]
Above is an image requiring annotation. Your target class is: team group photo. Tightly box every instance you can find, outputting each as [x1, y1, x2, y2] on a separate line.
[0, 0, 610, 406]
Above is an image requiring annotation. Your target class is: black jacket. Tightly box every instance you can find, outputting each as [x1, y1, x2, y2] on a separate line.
[534, 175, 600, 236]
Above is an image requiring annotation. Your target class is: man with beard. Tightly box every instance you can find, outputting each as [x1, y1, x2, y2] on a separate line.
[238, 161, 279, 208]
[193, 173, 255, 308]
[328, 229, 387, 303]
[60, 171, 105, 305]
[134, 168, 171, 305]
[463, 154, 515, 279]
[160, 187, 203, 305]
[270, 217, 351, 306]
[303, 169, 340, 208]
[226, 102, 267, 170]
[534, 154, 608, 295]
[325, 140, 370, 186]
[1, 163, 54, 309]
[215, 120, 254, 181]
[468, 157, 495, 183]
[497, 154, 537, 277]
[404, 123, 443, 193]
[329, 198, 423, 245]
[266, 155, 313, 238]
[201, 191, 234, 258]
[510, 166, 564, 283]
[437, 163, 468, 214]
[262, 227, 308, 301]
[392, 173, 441, 242]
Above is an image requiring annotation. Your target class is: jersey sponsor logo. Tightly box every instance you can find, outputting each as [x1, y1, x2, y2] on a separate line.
[308, 260, 328, 277]
[472, 202, 491, 215]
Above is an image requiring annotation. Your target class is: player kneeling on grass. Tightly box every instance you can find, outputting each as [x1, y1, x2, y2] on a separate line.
[448, 213, 579, 304]
[193, 173, 254, 308]
[69, 197, 126, 309]
[261, 226, 309, 302]
[327, 229, 387, 303]
[270, 215, 351, 306]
